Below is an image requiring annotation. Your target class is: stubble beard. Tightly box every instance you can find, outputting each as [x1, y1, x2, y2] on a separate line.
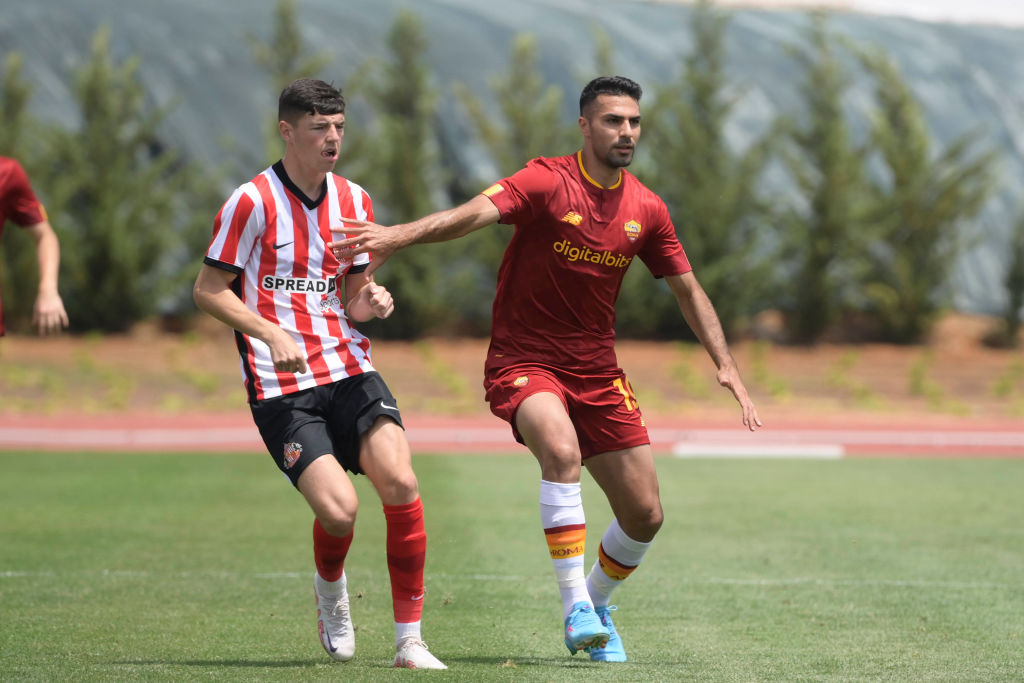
[606, 148, 634, 168]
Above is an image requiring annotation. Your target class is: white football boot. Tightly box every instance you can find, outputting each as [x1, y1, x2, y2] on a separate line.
[393, 637, 448, 669]
[314, 572, 355, 661]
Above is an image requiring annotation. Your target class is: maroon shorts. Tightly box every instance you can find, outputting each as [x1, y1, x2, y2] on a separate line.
[483, 363, 650, 459]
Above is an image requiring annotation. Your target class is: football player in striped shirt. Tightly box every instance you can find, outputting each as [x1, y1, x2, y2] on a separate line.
[331, 76, 761, 662]
[193, 79, 446, 670]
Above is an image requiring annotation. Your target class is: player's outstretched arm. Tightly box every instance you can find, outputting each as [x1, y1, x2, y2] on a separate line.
[193, 264, 308, 374]
[666, 272, 762, 431]
[329, 194, 500, 276]
[26, 220, 69, 335]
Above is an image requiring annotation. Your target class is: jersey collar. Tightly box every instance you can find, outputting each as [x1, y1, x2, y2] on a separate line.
[576, 150, 622, 190]
[272, 160, 328, 209]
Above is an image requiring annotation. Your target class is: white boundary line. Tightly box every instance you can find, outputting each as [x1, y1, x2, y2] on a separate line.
[672, 443, 845, 459]
[654, 428, 1024, 449]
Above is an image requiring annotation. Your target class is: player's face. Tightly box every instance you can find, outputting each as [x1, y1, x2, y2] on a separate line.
[281, 111, 345, 173]
[580, 95, 641, 169]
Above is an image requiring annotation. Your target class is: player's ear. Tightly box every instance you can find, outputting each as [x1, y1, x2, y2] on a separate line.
[279, 120, 292, 142]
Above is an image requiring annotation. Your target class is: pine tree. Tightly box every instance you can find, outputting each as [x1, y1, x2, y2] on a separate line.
[35, 28, 220, 332]
[0, 53, 31, 160]
[445, 34, 580, 334]
[996, 208, 1024, 348]
[246, 0, 332, 166]
[343, 10, 450, 337]
[777, 12, 871, 343]
[455, 34, 572, 177]
[625, 0, 775, 340]
[856, 47, 996, 343]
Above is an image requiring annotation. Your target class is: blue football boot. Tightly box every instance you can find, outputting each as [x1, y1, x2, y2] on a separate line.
[589, 605, 627, 662]
[563, 601, 610, 655]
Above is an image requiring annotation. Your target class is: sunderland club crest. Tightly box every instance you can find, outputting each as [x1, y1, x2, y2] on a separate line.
[283, 442, 303, 469]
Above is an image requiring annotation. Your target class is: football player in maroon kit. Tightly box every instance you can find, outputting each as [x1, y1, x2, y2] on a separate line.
[0, 156, 68, 336]
[193, 79, 446, 669]
[331, 75, 761, 662]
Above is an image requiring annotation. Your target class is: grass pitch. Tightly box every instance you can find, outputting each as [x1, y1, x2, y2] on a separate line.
[1, 451, 1022, 681]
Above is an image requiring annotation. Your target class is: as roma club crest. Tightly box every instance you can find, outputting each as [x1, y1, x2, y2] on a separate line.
[283, 442, 303, 469]
[624, 220, 641, 243]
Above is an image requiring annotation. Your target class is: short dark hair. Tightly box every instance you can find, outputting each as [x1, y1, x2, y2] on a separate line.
[579, 76, 643, 116]
[278, 78, 345, 124]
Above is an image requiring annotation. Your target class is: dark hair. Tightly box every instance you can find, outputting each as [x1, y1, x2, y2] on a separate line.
[278, 78, 345, 124]
[579, 76, 642, 116]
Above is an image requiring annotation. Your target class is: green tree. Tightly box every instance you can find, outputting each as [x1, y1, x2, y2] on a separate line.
[777, 12, 871, 343]
[0, 53, 31, 159]
[455, 34, 572, 177]
[590, 25, 616, 78]
[448, 34, 580, 334]
[623, 0, 775, 340]
[856, 47, 997, 343]
[344, 10, 450, 337]
[992, 208, 1024, 348]
[36, 28, 220, 332]
[246, 0, 332, 166]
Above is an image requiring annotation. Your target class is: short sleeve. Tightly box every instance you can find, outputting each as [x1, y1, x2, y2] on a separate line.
[637, 197, 691, 277]
[2, 160, 46, 227]
[204, 185, 263, 273]
[482, 160, 555, 226]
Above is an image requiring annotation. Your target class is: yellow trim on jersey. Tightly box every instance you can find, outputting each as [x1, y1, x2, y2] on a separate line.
[482, 182, 504, 197]
[576, 150, 622, 190]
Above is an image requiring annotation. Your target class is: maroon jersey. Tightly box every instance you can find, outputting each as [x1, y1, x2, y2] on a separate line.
[482, 151, 691, 372]
[0, 157, 47, 335]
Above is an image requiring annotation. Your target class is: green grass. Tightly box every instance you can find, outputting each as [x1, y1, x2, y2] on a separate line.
[1, 453, 1022, 681]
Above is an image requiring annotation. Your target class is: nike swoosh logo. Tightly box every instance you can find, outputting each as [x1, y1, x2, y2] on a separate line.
[380, 401, 399, 411]
[272, 241, 294, 250]
[319, 619, 338, 652]
[411, 594, 424, 601]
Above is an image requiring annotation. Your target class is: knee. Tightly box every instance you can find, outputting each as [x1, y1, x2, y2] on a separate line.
[622, 502, 664, 542]
[537, 440, 582, 481]
[318, 502, 358, 537]
[377, 468, 420, 506]
[645, 505, 665, 535]
[390, 469, 419, 501]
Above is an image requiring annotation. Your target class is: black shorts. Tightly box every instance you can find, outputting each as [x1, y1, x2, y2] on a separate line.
[249, 371, 404, 486]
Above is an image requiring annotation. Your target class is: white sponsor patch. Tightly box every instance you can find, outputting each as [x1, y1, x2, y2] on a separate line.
[261, 275, 337, 294]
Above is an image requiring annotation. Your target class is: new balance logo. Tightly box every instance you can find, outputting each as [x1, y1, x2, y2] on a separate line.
[561, 211, 583, 226]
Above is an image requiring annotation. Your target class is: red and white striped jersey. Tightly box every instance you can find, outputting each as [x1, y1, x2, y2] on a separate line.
[204, 161, 376, 403]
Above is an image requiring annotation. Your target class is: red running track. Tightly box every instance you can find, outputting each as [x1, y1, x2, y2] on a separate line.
[1, 413, 1022, 457]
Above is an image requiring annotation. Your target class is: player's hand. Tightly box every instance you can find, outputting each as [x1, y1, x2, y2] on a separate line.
[363, 281, 394, 319]
[329, 218, 400, 277]
[267, 327, 308, 374]
[716, 364, 762, 431]
[33, 291, 69, 335]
